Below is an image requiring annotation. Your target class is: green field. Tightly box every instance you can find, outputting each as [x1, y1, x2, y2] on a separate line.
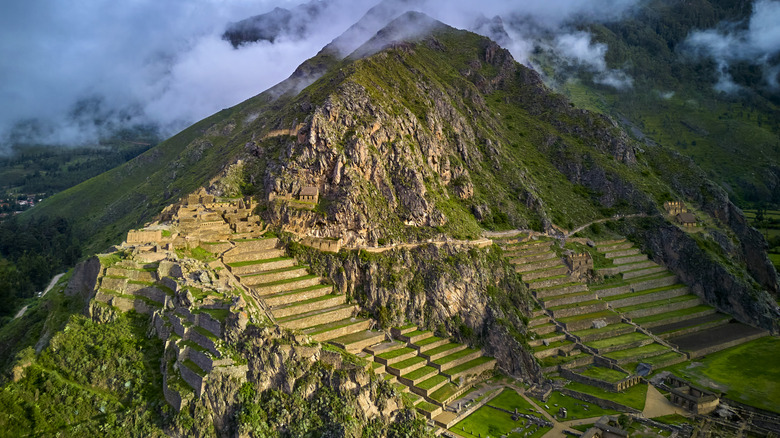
[451, 389, 550, 438]
[660, 336, 780, 413]
[579, 366, 629, 383]
[536, 390, 621, 420]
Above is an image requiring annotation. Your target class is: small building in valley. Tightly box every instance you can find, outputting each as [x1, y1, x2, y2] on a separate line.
[299, 186, 319, 203]
[664, 201, 687, 215]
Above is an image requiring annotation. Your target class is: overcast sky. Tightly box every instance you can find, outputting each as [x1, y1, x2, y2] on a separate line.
[3, 0, 771, 150]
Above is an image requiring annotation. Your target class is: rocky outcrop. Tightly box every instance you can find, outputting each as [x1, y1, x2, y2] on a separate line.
[287, 240, 542, 382]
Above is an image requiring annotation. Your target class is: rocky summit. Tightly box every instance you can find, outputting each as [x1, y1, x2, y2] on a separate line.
[2, 8, 779, 438]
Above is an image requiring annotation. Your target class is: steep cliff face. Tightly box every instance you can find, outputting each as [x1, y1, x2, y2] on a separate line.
[286, 240, 542, 381]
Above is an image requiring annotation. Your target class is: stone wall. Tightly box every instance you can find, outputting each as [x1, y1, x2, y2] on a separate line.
[627, 299, 699, 319]
[184, 347, 215, 375]
[179, 362, 206, 397]
[301, 236, 342, 253]
[608, 287, 687, 308]
[551, 301, 607, 319]
[163, 374, 184, 412]
[127, 229, 163, 245]
[631, 275, 677, 292]
[593, 285, 632, 298]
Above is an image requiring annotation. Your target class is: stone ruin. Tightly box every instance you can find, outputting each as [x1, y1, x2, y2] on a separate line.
[582, 416, 630, 438]
[663, 374, 720, 415]
[300, 236, 342, 253]
[268, 185, 319, 210]
[664, 201, 687, 215]
[566, 252, 594, 280]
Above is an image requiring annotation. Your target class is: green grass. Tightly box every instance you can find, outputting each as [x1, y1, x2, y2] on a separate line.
[622, 351, 685, 373]
[430, 382, 459, 403]
[565, 381, 648, 411]
[414, 335, 444, 347]
[535, 390, 621, 420]
[558, 309, 618, 323]
[446, 356, 494, 376]
[193, 325, 218, 341]
[603, 284, 683, 301]
[376, 347, 414, 360]
[403, 365, 437, 381]
[660, 336, 780, 413]
[433, 348, 479, 365]
[417, 374, 447, 390]
[182, 359, 207, 377]
[415, 401, 439, 413]
[532, 339, 572, 352]
[392, 356, 426, 370]
[578, 366, 629, 383]
[227, 257, 289, 268]
[424, 342, 461, 357]
[451, 403, 550, 438]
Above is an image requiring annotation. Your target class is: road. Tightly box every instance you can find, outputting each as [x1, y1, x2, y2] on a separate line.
[12, 272, 65, 320]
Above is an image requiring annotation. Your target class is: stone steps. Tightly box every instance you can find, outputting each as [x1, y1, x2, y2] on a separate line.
[276, 304, 355, 330]
[238, 266, 310, 285]
[605, 286, 689, 308]
[595, 239, 626, 248]
[227, 257, 296, 275]
[533, 341, 577, 359]
[390, 325, 417, 337]
[413, 375, 450, 397]
[585, 333, 655, 355]
[224, 248, 286, 265]
[263, 284, 333, 307]
[270, 293, 345, 319]
[253, 275, 321, 296]
[534, 283, 589, 299]
[622, 265, 667, 280]
[630, 274, 678, 292]
[514, 257, 562, 273]
[505, 241, 553, 256]
[613, 254, 648, 265]
[571, 323, 636, 342]
[521, 265, 569, 282]
[365, 341, 405, 356]
[330, 330, 386, 354]
[601, 260, 658, 274]
[529, 316, 551, 327]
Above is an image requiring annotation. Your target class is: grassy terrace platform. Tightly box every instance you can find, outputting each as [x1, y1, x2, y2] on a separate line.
[603, 284, 684, 301]
[414, 335, 444, 347]
[403, 365, 437, 381]
[557, 309, 618, 324]
[451, 403, 550, 438]
[391, 356, 426, 370]
[604, 343, 669, 361]
[226, 256, 289, 268]
[548, 299, 602, 311]
[632, 305, 714, 325]
[446, 356, 494, 376]
[578, 366, 629, 383]
[433, 348, 479, 366]
[417, 374, 448, 391]
[622, 351, 686, 373]
[565, 381, 647, 410]
[584, 332, 651, 350]
[532, 339, 572, 352]
[424, 342, 461, 356]
[430, 382, 459, 403]
[539, 352, 589, 368]
[616, 294, 697, 313]
[539, 290, 592, 302]
[659, 336, 780, 414]
[376, 347, 415, 360]
[572, 323, 633, 339]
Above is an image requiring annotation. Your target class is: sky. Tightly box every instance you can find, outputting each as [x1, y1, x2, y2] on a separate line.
[1, 0, 774, 150]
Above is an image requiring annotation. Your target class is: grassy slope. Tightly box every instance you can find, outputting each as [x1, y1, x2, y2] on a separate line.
[660, 336, 780, 413]
[551, 0, 780, 206]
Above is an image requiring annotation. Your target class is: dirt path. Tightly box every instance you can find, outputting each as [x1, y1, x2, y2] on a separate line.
[642, 384, 684, 418]
[13, 272, 65, 320]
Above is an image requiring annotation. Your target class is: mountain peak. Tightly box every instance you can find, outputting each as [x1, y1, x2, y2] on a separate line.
[349, 10, 448, 59]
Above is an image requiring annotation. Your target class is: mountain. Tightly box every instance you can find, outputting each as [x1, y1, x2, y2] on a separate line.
[4, 9, 780, 437]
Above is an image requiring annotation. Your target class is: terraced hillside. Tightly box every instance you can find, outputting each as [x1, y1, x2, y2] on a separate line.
[494, 233, 770, 407]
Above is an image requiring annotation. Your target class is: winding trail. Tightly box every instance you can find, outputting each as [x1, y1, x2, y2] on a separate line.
[12, 272, 65, 320]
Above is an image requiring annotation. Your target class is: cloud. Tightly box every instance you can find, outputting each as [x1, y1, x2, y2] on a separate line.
[683, 0, 780, 93]
[0, 0, 642, 149]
